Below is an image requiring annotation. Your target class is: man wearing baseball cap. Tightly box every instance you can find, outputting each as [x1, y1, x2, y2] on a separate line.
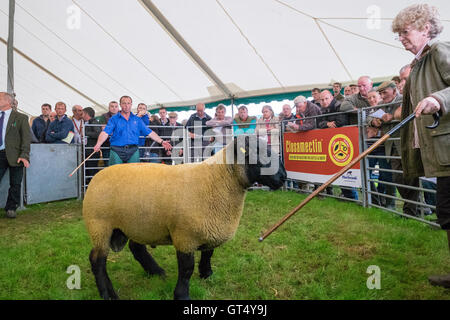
[368, 80, 419, 217]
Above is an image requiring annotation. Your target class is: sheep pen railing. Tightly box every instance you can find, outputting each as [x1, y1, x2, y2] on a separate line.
[75, 110, 440, 228]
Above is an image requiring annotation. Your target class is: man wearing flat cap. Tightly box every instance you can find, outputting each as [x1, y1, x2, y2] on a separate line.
[368, 80, 420, 217]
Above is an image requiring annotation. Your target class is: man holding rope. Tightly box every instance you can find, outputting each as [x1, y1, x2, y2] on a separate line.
[392, 4, 450, 288]
[93, 96, 171, 165]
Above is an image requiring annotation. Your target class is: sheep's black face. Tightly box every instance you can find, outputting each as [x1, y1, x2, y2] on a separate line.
[233, 136, 287, 190]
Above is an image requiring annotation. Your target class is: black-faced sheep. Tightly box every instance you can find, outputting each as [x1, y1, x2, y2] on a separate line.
[83, 136, 286, 300]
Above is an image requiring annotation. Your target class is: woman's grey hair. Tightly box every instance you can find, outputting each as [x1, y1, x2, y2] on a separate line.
[392, 4, 443, 39]
[261, 104, 274, 117]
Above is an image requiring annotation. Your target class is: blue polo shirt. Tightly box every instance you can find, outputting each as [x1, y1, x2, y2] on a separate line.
[104, 112, 152, 147]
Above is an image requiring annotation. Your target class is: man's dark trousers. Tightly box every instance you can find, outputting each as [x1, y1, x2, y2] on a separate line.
[0, 150, 24, 212]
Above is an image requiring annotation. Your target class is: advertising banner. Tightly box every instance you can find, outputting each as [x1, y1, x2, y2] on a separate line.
[283, 126, 361, 187]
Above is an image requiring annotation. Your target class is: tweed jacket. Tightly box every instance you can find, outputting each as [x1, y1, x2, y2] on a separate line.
[401, 39, 450, 178]
[4, 110, 31, 167]
[293, 101, 322, 131]
[340, 93, 371, 125]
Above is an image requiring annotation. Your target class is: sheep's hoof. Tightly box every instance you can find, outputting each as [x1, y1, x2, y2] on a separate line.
[149, 268, 166, 279]
[199, 269, 213, 279]
[174, 294, 190, 300]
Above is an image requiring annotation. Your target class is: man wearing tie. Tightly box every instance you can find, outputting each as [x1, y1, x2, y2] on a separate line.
[0, 92, 30, 219]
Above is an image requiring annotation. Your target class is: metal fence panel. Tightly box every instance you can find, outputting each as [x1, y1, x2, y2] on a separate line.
[25, 144, 80, 204]
[79, 110, 437, 227]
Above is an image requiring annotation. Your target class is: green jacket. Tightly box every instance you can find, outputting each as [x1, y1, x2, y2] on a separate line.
[341, 93, 370, 125]
[4, 110, 31, 167]
[401, 40, 450, 178]
[233, 115, 256, 135]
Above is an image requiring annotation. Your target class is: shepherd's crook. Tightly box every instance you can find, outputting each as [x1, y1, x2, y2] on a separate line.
[69, 149, 103, 177]
[258, 112, 440, 242]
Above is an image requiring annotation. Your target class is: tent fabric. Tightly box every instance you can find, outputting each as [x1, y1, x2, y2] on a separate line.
[1, 0, 449, 116]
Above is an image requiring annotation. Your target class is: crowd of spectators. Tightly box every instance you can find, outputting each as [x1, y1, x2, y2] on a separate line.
[20, 66, 433, 216]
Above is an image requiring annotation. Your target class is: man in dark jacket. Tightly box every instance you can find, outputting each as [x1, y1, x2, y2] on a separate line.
[83, 107, 101, 183]
[0, 92, 30, 218]
[144, 115, 162, 163]
[286, 95, 321, 132]
[317, 90, 357, 199]
[46, 102, 74, 144]
[95, 101, 119, 166]
[31, 103, 52, 143]
[157, 107, 174, 163]
[185, 103, 212, 161]
[332, 82, 345, 102]
[317, 90, 346, 129]
[311, 88, 322, 107]
[166, 112, 184, 164]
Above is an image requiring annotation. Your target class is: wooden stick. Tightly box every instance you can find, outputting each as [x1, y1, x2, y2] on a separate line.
[258, 113, 417, 242]
[69, 149, 102, 177]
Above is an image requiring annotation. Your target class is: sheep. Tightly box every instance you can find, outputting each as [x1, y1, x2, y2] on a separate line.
[83, 136, 287, 300]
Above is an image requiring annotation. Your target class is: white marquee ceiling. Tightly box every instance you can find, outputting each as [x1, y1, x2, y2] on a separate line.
[1, 0, 449, 116]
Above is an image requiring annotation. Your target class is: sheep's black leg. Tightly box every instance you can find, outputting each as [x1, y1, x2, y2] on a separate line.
[174, 251, 194, 300]
[199, 249, 214, 279]
[128, 240, 166, 277]
[89, 249, 119, 300]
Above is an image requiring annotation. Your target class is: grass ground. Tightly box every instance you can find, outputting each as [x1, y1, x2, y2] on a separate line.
[0, 190, 449, 300]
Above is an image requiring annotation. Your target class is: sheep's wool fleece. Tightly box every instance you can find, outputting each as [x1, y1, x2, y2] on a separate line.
[83, 151, 249, 253]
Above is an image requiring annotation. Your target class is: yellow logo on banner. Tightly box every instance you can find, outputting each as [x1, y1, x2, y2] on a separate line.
[328, 134, 354, 167]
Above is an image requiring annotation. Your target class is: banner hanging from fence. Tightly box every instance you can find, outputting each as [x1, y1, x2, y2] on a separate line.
[283, 126, 361, 187]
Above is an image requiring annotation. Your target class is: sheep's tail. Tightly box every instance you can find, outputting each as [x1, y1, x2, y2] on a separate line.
[110, 229, 129, 252]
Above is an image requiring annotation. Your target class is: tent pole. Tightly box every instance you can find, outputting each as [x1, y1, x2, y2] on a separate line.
[7, 0, 15, 95]
[139, 0, 233, 99]
[231, 97, 235, 119]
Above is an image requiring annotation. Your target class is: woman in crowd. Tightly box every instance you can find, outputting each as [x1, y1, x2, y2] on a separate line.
[256, 105, 280, 154]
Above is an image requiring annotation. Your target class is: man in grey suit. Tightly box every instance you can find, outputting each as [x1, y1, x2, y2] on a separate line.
[0, 92, 30, 218]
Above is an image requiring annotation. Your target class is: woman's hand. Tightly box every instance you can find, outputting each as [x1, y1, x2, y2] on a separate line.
[415, 97, 441, 117]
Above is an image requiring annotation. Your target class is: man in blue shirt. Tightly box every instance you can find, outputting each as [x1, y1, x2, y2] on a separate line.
[93, 96, 171, 166]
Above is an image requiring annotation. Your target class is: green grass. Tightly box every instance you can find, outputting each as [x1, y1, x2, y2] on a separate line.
[0, 190, 449, 300]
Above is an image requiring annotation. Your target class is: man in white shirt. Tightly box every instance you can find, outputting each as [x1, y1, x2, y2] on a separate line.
[71, 105, 84, 144]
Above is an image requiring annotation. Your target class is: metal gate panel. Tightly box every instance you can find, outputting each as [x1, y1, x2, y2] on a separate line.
[25, 144, 80, 205]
